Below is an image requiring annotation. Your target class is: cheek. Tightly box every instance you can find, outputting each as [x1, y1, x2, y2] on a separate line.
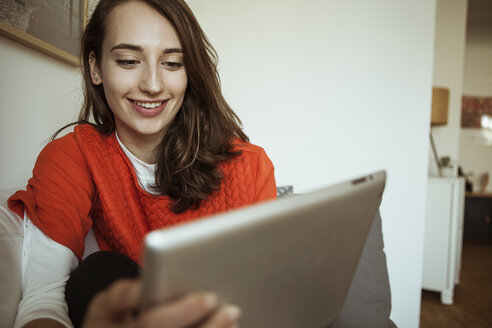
[167, 72, 188, 98]
[102, 82, 120, 110]
[103, 75, 132, 105]
[101, 64, 136, 100]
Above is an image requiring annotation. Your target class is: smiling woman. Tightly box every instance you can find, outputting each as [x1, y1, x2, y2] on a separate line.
[6, 0, 276, 328]
[89, 1, 188, 163]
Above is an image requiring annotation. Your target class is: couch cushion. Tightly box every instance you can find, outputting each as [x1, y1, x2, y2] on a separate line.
[330, 211, 396, 327]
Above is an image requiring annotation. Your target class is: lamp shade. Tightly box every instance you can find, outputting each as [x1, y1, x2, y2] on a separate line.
[431, 87, 449, 125]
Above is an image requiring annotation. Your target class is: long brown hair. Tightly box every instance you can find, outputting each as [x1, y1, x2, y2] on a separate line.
[58, 0, 248, 213]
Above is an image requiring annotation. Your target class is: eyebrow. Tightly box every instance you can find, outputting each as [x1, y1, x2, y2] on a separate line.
[110, 43, 183, 54]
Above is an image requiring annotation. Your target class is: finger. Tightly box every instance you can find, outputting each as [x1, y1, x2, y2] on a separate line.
[201, 305, 241, 328]
[95, 278, 141, 316]
[138, 292, 218, 328]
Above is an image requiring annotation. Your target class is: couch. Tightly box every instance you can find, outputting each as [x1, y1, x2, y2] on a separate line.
[0, 189, 396, 327]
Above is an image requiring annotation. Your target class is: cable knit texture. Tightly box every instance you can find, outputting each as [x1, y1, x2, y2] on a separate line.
[9, 125, 276, 263]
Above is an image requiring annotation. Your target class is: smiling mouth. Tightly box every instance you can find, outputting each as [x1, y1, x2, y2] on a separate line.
[128, 98, 168, 118]
[129, 99, 165, 109]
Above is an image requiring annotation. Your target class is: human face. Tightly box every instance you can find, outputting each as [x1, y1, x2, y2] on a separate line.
[89, 1, 187, 156]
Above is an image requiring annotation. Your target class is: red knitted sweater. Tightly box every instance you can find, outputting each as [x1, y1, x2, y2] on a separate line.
[9, 125, 276, 263]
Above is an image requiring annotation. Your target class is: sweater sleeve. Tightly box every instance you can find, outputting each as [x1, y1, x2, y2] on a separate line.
[8, 133, 94, 260]
[255, 149, 277, 202]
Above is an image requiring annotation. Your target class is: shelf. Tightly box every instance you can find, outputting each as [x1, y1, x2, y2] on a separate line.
[466, 192, 492, 198]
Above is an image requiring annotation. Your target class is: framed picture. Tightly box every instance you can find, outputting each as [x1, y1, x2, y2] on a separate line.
[461, 95, 492, 128]
[461, 95, 492, 146]
[0, 0, 88, 66]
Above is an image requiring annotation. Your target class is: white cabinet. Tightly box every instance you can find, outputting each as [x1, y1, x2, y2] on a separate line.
[422, 177, 465, 304]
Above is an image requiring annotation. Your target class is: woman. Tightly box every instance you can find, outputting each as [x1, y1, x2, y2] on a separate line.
[8, 0, 276, 327]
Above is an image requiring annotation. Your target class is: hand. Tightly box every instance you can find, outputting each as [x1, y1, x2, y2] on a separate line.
[82, 279, 241, 328]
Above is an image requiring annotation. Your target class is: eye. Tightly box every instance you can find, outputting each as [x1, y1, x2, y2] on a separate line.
[116, 59, 139, 68]
[163, 61, 184, 70]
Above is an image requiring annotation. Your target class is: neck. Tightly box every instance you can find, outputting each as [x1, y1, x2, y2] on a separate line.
[115, 130, 163, 164]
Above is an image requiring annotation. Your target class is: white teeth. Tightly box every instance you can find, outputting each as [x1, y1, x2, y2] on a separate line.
[132, 100, 163, 109]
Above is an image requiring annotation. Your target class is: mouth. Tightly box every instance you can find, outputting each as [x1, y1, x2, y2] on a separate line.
[130, 99, 165, 109]
[128, 98, 168, 117]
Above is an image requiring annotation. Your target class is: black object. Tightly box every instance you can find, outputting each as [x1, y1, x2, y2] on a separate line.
[65, 251, 140, 328]
[464, 196, 492, 238]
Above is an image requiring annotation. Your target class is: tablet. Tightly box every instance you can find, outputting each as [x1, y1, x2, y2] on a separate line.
[140, 170, 386, 328]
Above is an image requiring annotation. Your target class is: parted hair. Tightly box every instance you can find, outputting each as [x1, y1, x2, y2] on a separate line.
[57, 0, 248, 213]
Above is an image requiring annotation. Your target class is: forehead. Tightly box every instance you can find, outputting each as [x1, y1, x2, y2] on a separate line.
[103, 1, 182, 49]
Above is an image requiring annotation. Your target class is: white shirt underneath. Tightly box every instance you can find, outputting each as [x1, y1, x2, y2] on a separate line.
[14, 133, 157, 328]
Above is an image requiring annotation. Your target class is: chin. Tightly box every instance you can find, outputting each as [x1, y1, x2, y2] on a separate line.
[136, 124, 168, 137]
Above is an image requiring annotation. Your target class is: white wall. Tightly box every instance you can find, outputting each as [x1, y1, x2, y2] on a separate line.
[0, 36, 82, 189]
[459, 0, 492, 191]
[431, 0, 468, 164]
[187, 1, 436, 327]
[463, 1, 492, 96]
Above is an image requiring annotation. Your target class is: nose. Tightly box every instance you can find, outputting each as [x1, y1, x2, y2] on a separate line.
[139, 63, 163, 95]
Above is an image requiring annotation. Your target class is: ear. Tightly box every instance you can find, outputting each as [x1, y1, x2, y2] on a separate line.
[89, 51, 103, 85]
